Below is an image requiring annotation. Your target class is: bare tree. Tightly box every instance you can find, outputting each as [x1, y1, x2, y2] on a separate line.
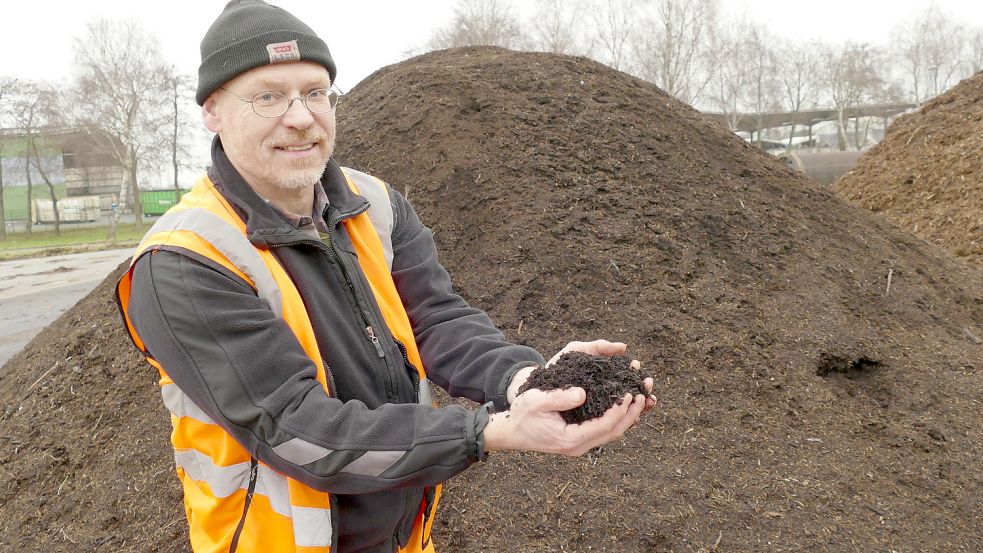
[70, 18, 171, 235]
[633, 0, 719, 106]
[891, 6, 969, 103]
[430, 0, 525, 49]
[11, 82, 66, 236]
[777, 41, 818, 149]
[528, 0, 590, 55]
[590, 0, 640, 71]
[921, 7, 968, 97]
[820, 42, 888, 150]
[706, 24, 746, 132]
[970, 29, 983, 74]
[890, 18, 927, 104]
[737, 22, 781, 146]
[705, 17, 780, 142]
[0, 76, 17, 240]
[165, 70, 196, 195]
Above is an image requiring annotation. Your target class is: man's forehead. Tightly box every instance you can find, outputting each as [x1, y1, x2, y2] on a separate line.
[233, 62, 332, 90]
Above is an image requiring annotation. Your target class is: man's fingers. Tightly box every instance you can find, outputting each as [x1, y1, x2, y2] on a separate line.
[564, 339, 627, 356]
[548, 340, 632, 367]
[587, 340, 627, 355]
[537, 387, 587, 411]
[584, 392, 632, 430]
[607, 394, 646, 439]
[588, 394, 639, 449]
[643, 377, 654, 393]
[560, 393, 649, 455]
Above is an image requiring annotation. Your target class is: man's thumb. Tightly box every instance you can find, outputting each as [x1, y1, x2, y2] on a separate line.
[544, 387, 587, 411]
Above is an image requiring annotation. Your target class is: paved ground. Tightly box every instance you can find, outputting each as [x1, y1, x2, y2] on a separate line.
[0, 247, 134, 370]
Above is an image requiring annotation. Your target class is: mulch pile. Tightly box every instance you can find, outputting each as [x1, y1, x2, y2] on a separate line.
[833, 72, 983, 266]
[1, 47, 981, 552]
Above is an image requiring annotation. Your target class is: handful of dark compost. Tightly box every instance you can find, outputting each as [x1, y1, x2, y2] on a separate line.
[517, 351, 649, 424]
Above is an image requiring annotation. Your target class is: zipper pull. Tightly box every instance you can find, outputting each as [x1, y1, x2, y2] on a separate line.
[366, 326, 386, 358]
[246, 458, 258, 499]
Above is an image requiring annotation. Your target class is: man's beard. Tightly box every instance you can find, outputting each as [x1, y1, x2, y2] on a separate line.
[276, 167, 324, 190]
[266, 129, 335, 190]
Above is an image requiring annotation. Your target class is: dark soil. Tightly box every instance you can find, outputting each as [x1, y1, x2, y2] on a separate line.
[1, 47, 982, 552]
[0, 263, 182, 552]
[518, 352, 646, 424]
[834, 72, 983, 266]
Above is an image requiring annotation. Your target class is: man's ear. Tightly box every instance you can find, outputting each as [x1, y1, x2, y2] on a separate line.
[202, 96, 222, 133]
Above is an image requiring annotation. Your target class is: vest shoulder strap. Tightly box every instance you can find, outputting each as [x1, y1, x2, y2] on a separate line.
[340, 167, 396, 271]
[137, 206, 284, 318]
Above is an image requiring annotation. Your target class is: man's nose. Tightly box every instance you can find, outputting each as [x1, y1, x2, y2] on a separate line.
[280, 97, 315, 128]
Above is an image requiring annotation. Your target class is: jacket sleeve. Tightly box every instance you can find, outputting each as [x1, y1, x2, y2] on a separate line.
[127, 248, 488, 495]
[388, 188, 545, 411]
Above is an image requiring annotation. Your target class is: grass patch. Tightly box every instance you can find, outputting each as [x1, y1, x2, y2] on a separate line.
[0, 224, 150, 253]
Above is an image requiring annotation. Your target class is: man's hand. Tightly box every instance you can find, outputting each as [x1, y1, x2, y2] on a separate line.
[506, 365, 538, 404]
[484, 387, 647, 456]
[507, 339, 657, 410]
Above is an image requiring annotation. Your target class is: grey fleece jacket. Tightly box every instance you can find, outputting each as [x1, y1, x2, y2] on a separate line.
[125, 138, 544, 552]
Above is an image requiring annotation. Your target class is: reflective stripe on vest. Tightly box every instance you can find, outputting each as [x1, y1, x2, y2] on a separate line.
[139, 207, 284, 317]
[163, 381, 416, 478]
[117, 171, 439, 553]
[161, 383, 214, 424]
[174, 448, 332, 548]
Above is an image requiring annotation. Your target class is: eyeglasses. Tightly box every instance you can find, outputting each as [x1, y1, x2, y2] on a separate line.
[220, 87, 341, 118]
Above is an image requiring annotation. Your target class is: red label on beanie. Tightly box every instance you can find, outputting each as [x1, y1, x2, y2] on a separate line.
[266, 40, 300, 63]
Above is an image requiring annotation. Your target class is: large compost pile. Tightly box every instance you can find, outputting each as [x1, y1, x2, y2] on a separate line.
[1, 47, 981, 552]
[834, 72, 983, 266]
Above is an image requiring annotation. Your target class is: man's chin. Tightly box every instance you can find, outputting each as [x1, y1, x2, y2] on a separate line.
[273, 167, 328, 191]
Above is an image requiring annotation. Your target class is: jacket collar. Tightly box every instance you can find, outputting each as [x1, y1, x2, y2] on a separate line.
[208, 136, 369, 245]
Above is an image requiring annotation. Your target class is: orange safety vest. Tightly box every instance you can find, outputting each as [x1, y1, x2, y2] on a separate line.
[117, 170, 440, 553]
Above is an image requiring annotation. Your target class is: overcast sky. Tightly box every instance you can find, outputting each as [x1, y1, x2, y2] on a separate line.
[3, 0, 981, 185]
[3, 0, 983, 91]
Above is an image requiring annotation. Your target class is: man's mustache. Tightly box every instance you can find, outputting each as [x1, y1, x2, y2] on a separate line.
[270, 129, 329, 147]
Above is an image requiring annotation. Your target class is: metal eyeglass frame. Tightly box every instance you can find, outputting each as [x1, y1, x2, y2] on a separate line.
[219, 87, 341, 118]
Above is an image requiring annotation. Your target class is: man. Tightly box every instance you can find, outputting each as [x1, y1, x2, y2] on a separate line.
[116, 1, 654, 552]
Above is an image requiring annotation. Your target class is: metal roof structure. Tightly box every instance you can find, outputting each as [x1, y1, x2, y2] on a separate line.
[706, 103, 917, 133]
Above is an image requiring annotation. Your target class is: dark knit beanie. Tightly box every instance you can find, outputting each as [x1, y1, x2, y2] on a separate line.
[196, 0, 337, 105]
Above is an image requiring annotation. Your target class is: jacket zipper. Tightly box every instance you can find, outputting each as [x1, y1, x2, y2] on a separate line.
[366, 325, 386, 357]
[319, 231, 400, 401]
[394, 339, 420, 404]
[228, 457, 258, 553]
[267, 212, 401, 402]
